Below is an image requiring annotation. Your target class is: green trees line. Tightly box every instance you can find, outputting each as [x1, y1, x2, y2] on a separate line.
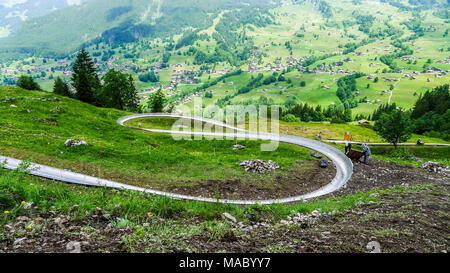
[373, 84, 450, 143]
[17, 49, 140, 113]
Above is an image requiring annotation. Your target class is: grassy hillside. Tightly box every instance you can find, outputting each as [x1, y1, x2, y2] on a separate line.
[0, 86, 322, 196]
[128, 116, 450, 166]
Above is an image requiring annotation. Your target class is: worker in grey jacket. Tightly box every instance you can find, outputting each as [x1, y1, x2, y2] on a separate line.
[362, 143, 371, 165]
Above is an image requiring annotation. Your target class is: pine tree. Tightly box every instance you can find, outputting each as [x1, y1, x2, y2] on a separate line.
[126, 75, 139, 112]
[71, 49, 100, 103]
[53, 77, 70, 97]
[148, 89, 166, 113]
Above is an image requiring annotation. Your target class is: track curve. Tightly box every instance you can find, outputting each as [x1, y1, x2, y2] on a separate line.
[1, 114, 353, 205]
[116, 113, 354, 204]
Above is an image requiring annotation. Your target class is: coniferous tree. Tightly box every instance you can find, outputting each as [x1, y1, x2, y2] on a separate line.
[53, 77, 70, 97]
[71, 49, 100, 103]
[148, 89, 166, 113]
[126, 74, 139, 112]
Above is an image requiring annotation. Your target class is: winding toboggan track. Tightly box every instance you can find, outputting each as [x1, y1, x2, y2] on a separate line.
[0, 113, 354, 205]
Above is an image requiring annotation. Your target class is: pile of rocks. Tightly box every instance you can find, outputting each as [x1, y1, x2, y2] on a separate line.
[420, 161, 450, 177]
[279, 210, 331, 227]
[239, 160, 280, 174]
[64, 139, 88, 147]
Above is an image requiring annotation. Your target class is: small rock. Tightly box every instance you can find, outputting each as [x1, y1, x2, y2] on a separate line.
[64, 139, 88, 147]
[311, 210, 320, 217]
[10, 105, 17, 108]
[366, 241, 382, 253]
[13, 238, 26, 245]
[223, 213, 237, 223]
[66, 241, 82, 253]
[232, 144, 246, 151]
[16, 216, 30, 222]
[95, 207, 103, 215]
[240, 227, 249, 233]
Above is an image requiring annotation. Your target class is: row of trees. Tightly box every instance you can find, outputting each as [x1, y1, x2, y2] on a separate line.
[16, 49, 139, 112]
[373, 84, 450, 146]
[336, 73, 364, 109]
[410, 84, 449, 140]
[68, 49, 140, 112]
[282, 103, 353, 124]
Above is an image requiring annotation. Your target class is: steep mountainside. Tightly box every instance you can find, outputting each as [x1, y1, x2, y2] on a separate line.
[0, 0, 276, 57]
[0, 0, 89, 38]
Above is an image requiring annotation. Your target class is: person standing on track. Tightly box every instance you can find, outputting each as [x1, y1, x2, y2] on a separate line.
[362, 143, 371, 165]
[317, 132, 323, 141]
[345, 131, 352, 154]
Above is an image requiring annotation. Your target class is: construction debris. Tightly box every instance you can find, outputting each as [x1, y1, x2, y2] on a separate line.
[239, 160, 280, 174]
[420, 161, 450, 177]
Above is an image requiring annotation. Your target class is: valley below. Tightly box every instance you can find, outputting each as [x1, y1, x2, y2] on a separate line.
[0, 0, 449, 255]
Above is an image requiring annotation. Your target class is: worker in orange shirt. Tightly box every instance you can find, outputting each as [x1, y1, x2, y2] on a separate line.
[345, 131, 352, 154]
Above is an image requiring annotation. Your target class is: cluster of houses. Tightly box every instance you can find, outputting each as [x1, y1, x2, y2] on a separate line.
[171, 69, 201, 85]
[403, 71, 421, 79]
[383, 77, 399, 83]
[426, 67, 449, 78]
[436, 57, 450, 65]
[399, 56, 415, 62]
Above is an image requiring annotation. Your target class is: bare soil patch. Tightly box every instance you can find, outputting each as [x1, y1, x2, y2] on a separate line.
[167, 160, 336, 200]
[186, 184, 449, 253]
[325, 159, 449, 198]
